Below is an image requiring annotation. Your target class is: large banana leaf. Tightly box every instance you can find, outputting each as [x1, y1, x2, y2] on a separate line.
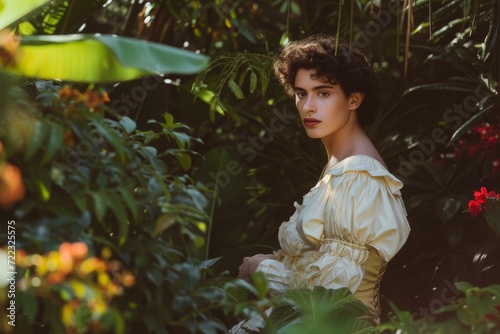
[0, 0, 51, 30]
[10, 34, 209, 82]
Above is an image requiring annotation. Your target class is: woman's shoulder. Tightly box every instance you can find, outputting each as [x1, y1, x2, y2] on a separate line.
[323, 155, 403, 194]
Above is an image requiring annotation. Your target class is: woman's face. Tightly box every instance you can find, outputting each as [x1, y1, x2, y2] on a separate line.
[293, 68, 359, 140]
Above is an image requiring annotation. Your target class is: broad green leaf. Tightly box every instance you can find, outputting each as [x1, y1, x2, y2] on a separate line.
[434, 197, 461, 223]
[0, 0, 51, 30]
[485, 200, 500, 236]
[171, 132, 191, 149]
[228, 79, 244, 99]
[176, 153, 192, 171]
[72, 195, 87, 212]
[152, 213, 175, 237]
[146, 267, 163, 287]
[25, 119, 49, 160]
[252, 272, 268, 299]
[249, 71, 257, 93]
[194, 89, 225, 117]
[89, 118, 125, 163]
[90, 191, 109, 222]
[119, 116, 136, 134]
[198, 257, 222, 270]
[11, 34, 209, 83]
[41, 121, 64, 164]
[224, 279, 259, 298]
[259, 69, 269, 95]
[118, 187, 138, 219]
[108, 193, 128, 245]
[112, 309, 125, 334]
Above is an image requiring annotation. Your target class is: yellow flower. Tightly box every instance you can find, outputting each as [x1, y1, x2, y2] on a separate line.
[61, 303, 74, 326]
[70, 280, 86, 299]
[88, 298, 107, 315]
[97, 272, 110, 288]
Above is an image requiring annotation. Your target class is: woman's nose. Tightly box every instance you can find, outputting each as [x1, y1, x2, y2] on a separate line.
[303, 96, 316, 112]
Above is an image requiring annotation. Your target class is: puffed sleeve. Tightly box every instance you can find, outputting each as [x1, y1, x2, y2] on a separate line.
[300, 169, 410, 292]
[255, 258, 290, 293]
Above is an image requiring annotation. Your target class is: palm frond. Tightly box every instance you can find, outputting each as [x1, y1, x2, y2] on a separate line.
[449, 96, 498, 144]
[403, 82, 477, 96]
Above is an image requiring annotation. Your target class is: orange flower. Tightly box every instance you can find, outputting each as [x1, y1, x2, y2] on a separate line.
[0, 163, 25, 209]
[121, 272, 135, 287]
[47, 271, 65, 285]
[58, 86, 84, 102]
[0, 30, 20, 67]
[59, 242, 88, 262]
[84, 89, 110, 109]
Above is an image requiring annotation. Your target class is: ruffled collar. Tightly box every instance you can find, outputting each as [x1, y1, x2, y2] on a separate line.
[323, 155, 403, 194]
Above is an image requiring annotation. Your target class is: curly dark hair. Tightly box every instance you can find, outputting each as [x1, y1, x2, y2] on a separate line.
[273, 34, 380, 125]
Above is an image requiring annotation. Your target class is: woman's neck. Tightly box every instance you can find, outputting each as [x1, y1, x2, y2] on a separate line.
[322, 122, 365, 162]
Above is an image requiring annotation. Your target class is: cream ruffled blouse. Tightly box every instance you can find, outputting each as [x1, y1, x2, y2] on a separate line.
[256, 155, 411, 322]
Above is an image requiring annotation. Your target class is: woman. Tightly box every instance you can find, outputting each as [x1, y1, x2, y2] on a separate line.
[232, 34, 411, 332]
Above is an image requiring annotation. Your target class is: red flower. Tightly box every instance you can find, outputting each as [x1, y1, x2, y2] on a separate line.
[468, 199, 483, 217]
[474, 187, 497, 204]
[474, 187, 487, 204]
[475, 123, 496, 141]
[486, 135, 498, 147]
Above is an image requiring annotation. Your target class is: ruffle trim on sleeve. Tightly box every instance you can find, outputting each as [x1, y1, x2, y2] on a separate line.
[324, 155, 403, 195]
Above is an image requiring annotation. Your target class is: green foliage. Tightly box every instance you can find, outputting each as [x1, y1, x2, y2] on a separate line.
[0, 74, 238, 332]
[267, 287, 374, 334]
[192, 53, 273, 121]
[380, 283, 500, 333]
[222, 278, 374, 334]
[1, 0, 500, 333]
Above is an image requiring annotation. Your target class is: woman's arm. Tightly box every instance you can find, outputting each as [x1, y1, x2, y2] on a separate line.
[237, 254, 274, 281]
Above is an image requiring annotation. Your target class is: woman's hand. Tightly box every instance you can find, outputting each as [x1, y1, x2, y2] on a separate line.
[237, 254, 274, 282]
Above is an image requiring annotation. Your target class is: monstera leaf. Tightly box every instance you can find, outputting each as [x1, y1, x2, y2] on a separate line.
[8, 34, 208, 82]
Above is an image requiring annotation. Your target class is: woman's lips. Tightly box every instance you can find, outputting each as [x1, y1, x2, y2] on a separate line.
[303, 118, 321, 127]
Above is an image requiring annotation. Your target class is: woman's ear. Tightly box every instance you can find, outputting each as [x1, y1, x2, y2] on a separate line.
[348, 92, 364, 111]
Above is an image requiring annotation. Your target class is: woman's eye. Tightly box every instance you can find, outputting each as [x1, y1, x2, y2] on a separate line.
[318, 91, 329, 97]
[295, 92, 306, 98]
